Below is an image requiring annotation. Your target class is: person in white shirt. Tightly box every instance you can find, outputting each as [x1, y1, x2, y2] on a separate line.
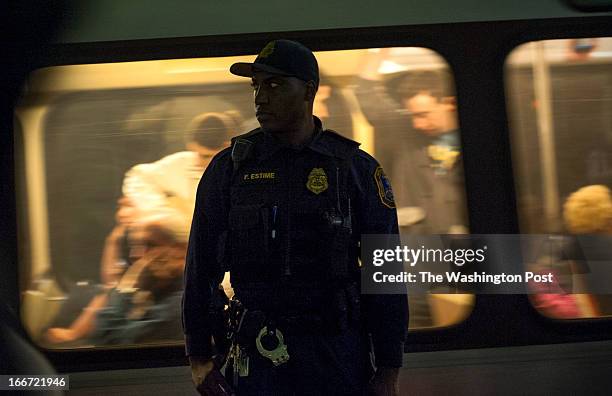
[122, 112, 237, 242]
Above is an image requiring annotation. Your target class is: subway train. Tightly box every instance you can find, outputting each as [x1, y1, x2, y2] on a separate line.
[3, 0, 612, 394]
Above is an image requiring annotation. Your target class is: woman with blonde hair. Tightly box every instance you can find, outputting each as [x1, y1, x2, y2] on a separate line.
[563, 185, 612, 235]
[530, 185, 612, 319]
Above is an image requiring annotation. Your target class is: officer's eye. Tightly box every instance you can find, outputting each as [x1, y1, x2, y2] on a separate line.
[268, 81, 280, 88]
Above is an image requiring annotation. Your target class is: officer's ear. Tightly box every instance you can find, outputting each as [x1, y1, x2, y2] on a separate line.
[304, 80, 317, 103]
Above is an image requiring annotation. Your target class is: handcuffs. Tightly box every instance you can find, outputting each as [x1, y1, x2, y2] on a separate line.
[228, 298, 290, 378]
[255, 326, 290, 366]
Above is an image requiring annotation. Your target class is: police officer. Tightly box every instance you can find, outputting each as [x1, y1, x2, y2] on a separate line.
[183, 40, 408, 395]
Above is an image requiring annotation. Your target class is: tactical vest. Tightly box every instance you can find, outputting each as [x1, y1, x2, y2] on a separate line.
[225, 128, 360, 291]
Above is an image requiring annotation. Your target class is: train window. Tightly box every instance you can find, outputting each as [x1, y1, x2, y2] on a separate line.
[16, 47, 473, 350]
[506, 37, 612, 319]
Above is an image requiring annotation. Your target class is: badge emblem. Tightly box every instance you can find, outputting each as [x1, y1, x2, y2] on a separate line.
[374, 166, 395, 208]
[259, 41, 275, 58]
[306, 168, 328, 194]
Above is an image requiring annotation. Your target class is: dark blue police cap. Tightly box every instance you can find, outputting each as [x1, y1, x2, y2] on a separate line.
[230, 40, 319, 86]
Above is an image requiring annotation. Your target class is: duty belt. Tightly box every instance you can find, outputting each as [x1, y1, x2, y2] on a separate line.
[232, 287, 329, 313]
[227, 299, 296, 377]
[226, 284, 360, 376]
[234, 309, 329, 343]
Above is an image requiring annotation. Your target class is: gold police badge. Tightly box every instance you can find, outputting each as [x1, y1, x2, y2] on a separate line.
[306, 168, 328, 194]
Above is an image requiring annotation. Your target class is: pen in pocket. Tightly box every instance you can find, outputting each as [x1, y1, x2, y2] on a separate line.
[271, 205, 278, 239]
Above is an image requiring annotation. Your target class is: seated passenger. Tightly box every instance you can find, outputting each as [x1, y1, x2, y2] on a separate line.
[564, 185, 612, 316]
[100, 196, 140, 286]
[90, 229, 187, 345]
[41, 196, 139, 334]
[529, 185, 612, 318]
[44, 217, 185, 345]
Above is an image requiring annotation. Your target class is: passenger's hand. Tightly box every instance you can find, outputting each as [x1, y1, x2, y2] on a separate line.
[358, 47, 393, 81]
[368, 367, 400, 396]
[189, 356, 215, 389]
[44, 327, 78, 344]
[116, 196, 137, 225]
[448, 224, 468, 234]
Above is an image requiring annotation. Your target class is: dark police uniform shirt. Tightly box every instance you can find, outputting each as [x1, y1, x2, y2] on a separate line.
[182, 117, 408, 367]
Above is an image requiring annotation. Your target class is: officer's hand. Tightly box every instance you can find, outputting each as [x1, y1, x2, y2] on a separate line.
[368, 367, 400, 396]
[189, 356, 215, 389]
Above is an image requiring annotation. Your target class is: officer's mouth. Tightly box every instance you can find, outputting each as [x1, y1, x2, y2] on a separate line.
[256, 112, 274, 121]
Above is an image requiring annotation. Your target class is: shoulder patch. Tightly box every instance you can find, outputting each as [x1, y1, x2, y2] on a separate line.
[374, 166, 395, 209]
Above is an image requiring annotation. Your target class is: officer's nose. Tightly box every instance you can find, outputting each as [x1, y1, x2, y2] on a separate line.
[254, 85, 268, 104]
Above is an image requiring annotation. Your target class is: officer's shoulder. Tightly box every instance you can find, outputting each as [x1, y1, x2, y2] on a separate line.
[320, 129, 360, 159]
[208, 146, 233, 167]
[199, 148, 232, 187]
[353, 149, 381, 170]
[229, 128, 263, 164]
[230, 128, 264, 144]
[322, 129, 359, 147]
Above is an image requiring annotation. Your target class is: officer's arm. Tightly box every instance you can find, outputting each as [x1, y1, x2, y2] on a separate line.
[182, 151, 231, 361]
[352, 152, 408, 369]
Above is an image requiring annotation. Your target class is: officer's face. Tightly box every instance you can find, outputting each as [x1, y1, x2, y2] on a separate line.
[251, 71, 311, 133]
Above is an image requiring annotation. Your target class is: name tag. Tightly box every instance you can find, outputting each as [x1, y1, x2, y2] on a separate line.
[241, 171, 277, 183]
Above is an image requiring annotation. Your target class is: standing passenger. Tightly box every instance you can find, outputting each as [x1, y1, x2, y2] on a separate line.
[123, 112, 236, 242]
[356, 49, 468, 234]
[183, 40, 408, 395]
